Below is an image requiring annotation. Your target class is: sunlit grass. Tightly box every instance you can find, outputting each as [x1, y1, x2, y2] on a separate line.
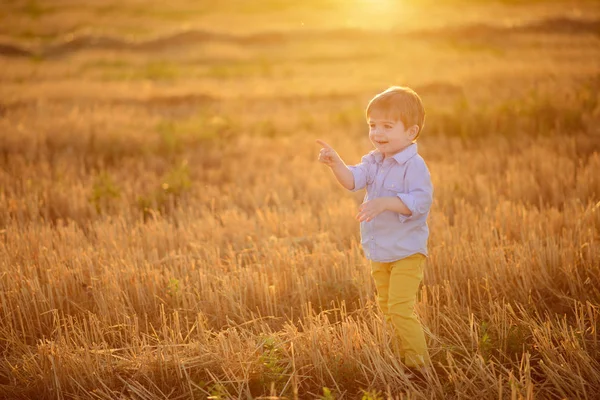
[0, 0, 599, 399]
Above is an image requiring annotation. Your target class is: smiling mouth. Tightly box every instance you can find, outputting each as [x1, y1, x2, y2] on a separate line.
[375, 140, 388, 145]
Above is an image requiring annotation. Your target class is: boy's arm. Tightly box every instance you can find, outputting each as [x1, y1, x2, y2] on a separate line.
[316, 139, 358, 191]
[383, 196, 413, 216]
[356, 195, 413, 222]
[329, 161, 355, 190]
[358, 159, 433, 223]
[392, 159, 433, 222]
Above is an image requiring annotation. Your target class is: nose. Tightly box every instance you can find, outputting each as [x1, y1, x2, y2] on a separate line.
[371, 127, 382, 136]
[371, 130, 385, 140]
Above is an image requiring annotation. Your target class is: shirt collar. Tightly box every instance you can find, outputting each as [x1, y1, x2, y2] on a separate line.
[369, 143, 418, 165]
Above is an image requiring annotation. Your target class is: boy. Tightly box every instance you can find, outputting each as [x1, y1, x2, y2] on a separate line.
[316, 86, 433, 371]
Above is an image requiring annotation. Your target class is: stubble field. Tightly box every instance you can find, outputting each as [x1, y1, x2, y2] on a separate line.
[1, 0, 600, 398]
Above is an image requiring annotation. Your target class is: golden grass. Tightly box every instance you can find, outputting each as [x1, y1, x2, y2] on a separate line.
[1, 0, 600, 398]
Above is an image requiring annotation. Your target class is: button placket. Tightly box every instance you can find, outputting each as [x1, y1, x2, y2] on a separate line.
[377, 164, 386, 197]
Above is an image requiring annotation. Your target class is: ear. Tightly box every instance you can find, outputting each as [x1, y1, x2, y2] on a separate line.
[408, 125, 419, 141]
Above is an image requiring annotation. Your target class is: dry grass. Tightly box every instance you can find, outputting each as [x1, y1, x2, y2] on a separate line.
[1, 0, 600, 399]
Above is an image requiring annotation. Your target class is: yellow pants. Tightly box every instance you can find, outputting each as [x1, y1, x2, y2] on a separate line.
[371, 253, 430, 368]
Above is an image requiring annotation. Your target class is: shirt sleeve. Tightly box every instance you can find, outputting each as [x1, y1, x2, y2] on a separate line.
[396, 158, 433, 223]
[347, 154, 375, 192]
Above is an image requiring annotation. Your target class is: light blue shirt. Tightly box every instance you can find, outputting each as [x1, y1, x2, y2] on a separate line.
[348, 143, 433, 262]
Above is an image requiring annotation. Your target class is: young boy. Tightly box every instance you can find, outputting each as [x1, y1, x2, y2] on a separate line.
[316, 86, 433, 370]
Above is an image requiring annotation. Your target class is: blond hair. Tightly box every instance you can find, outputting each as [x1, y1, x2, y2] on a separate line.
[366, 86, 425, 140]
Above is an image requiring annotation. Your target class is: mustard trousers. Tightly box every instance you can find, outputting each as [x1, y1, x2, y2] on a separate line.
[371, 253, 430, 368]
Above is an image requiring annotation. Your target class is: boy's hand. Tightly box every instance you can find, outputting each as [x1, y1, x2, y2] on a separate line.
[316, 140, 342, 167]
[356, 198, 389, 222]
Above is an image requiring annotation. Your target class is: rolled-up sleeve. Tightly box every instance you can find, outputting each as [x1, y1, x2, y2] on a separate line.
[396, 159, 433, 222]
[348, 154, 374, 192]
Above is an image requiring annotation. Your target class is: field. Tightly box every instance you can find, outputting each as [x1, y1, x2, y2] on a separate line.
[1, 0, 600, 398]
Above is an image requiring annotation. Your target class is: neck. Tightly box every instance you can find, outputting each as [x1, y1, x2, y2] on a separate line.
[384, 143, 413, 159]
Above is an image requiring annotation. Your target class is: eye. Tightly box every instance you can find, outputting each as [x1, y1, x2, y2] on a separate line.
[384, 124, 393, 129]
[369, 124, 375, 129]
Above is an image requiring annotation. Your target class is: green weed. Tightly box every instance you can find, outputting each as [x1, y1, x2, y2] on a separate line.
[136, 160, 191, 219]
[319, 387, 336, 400]
[361, 389, 384, 400]
[89, 172, 121, 213]
[479, 321, 493, 362]
[258, 335, 286, 389]
[156, 114, 236, 156]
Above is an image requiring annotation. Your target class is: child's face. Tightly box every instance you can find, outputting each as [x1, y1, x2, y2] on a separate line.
[367, 110, 417, 158]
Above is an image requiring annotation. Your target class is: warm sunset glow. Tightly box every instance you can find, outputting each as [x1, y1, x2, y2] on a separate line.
[340, 0, 407, 29]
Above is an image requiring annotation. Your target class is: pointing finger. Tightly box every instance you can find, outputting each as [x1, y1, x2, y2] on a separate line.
[315, 139, 333, 149]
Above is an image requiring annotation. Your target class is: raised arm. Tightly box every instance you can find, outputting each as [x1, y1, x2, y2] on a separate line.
[316, 139, 355, 190]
